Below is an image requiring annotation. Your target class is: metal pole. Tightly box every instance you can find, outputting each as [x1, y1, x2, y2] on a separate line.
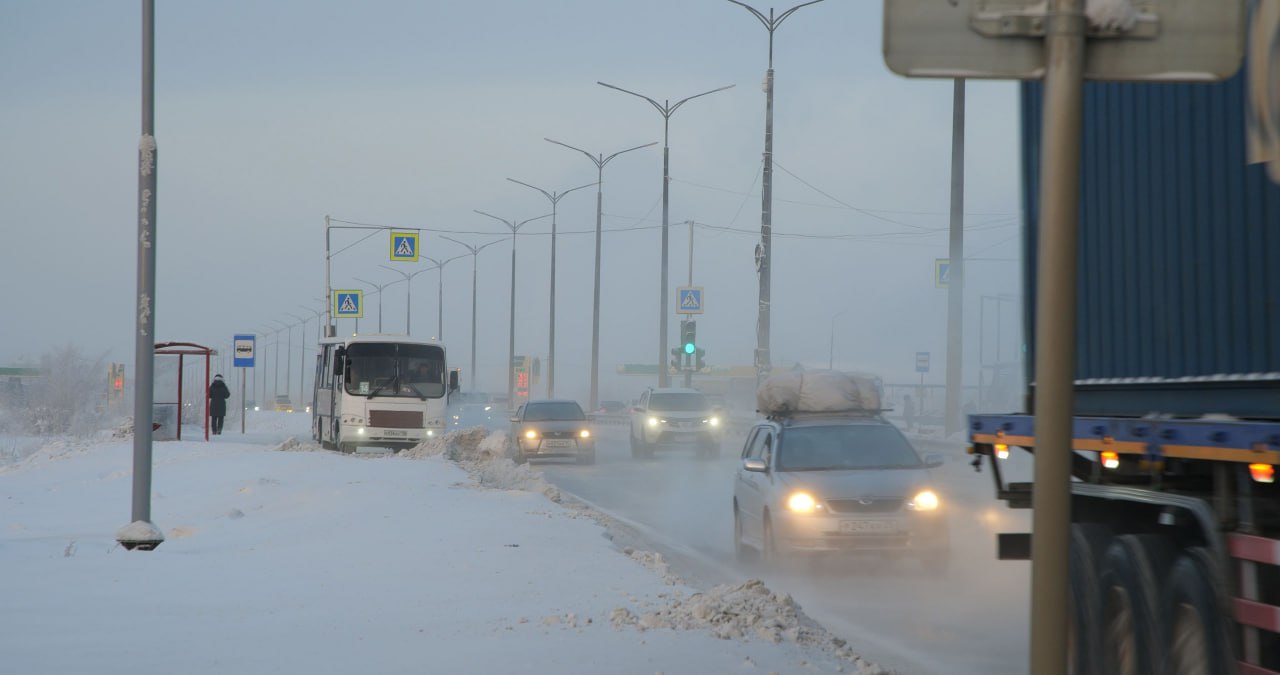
[240, 368, 246, 434]
[545, 138, 655, 410]
[324, 215, 334, 337]
[1030, 2, 1084, 673]
[945, 79, 966, 436]
[724, 0, 825, 386]
[120, 0, 162, 551]
[470, 254, 478, 385]
[660, 115, 671, 388]
[683, 220, 695, 388]
[437, 264, 444, 339]
[597, 84, 732, 389]
[508, 231, 517, 404]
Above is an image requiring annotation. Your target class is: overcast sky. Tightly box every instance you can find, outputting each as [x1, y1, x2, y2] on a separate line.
[0, 0, 1023, 402]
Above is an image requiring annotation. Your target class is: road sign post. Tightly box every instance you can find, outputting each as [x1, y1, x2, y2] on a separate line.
[884, 2, 1244, 671]
[233, 334, 255, 434]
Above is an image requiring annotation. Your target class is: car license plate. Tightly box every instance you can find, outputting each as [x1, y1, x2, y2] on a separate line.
[543, 439, 572, 448]
[839, 519, 897, 534]
[384, 430, 406, 437]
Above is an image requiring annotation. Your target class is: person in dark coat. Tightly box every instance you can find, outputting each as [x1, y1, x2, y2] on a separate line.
[209, 374, 231, 435]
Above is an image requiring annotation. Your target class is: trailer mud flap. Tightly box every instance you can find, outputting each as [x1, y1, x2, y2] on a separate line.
[998, 532, 1031, 560]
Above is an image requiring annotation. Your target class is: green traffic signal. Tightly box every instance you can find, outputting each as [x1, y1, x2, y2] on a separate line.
[684, 341, 696, 355]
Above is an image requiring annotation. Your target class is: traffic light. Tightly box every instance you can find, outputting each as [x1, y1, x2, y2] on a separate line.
[681, 320, 697, 355]
[670, 347, 684, 373]
[696, 348, 706, 372]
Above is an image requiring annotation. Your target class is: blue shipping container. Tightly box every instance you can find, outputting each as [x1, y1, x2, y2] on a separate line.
[1021, 72, 1280, 418]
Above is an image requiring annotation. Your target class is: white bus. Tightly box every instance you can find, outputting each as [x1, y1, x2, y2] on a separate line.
[311, 334, 458, 453]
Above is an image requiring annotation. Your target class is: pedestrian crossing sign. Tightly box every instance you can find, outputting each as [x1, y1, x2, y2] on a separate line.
[333, 290, 364, 318]
[677, 286, 704, 314]
[935, 259, 950, 289]
[390, 231, 419, 262]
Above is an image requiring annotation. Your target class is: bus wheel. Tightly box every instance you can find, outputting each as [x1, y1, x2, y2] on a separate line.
[1164, 547, 1233, 675]
[1099, 534, 1175, 675]
[1069, 524, 1110, 675]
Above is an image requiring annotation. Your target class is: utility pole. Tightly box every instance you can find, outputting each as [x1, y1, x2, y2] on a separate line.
[441, 236, 504, 393]
[725, 0, 825, 385]
[506, 178, 594, 398]
[598, 81, 734, 388]
[544, 138, 656, 410]
[945, 80, 966, 436]
[474, 210, 552, 406]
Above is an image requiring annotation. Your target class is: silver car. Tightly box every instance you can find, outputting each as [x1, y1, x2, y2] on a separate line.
[509, 399, 595, 464]
[732, 414, 949, 573]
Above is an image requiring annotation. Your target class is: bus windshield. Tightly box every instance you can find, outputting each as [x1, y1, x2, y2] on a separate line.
[344, 343, 446, 399]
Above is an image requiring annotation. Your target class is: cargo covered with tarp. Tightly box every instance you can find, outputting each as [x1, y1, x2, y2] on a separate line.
[756, 370, 882, 416]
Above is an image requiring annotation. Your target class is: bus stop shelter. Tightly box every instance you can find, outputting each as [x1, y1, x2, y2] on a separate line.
[154, 341, 215, 441]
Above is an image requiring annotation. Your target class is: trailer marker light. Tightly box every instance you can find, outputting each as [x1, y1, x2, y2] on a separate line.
[994, 443, 1009, 460]
[1249, 463, 1275, 484]
[1101, 452, 1120, 470]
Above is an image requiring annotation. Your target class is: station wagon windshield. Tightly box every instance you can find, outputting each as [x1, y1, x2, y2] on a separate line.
[777, 424, 921, 471]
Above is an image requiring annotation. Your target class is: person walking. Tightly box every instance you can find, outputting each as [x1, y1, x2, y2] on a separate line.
[209, 374, 231, 435]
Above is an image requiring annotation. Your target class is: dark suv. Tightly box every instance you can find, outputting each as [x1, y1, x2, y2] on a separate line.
[628, 387, 724, 459]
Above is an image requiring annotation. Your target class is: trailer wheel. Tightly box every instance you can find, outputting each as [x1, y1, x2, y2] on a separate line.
[1099, 534, 1175, 675]
[1164, 547, 1234, 675]
[1068, 524, 1110, 675]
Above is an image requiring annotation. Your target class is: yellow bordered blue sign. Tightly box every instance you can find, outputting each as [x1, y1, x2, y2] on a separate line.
[333, 290, 364, 318]
[390, 231, 419, 262]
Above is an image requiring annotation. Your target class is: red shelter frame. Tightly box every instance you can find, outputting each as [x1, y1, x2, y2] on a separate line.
[154, 341, 215, 441]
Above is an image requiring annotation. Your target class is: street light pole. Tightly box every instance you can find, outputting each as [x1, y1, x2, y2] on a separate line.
[598, 80, 734, 388]
[828, 308, 850, 370]
[474, 210, 552, 406]
[378, 264, 435, 335]
[354, 276, 403, 334]
[441, 236, 504, 392]
[725, 0, 825, 385]
[286, 312, 306, 411]
[545, 138, 657, 411]
[273, 319, 294, 405]
[424, 254, 466, 341]
[506, 178, 595, 399]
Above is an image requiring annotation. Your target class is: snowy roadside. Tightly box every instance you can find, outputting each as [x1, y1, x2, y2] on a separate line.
[1, 416, 887, 675]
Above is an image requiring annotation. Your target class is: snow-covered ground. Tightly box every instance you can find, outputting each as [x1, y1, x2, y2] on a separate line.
[1, 412, 886, 674]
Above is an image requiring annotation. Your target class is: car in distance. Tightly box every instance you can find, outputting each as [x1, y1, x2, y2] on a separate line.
[595, 400, 627, 415]
[732, 413, 949, 574]
[273, 395, 294, 413]
[628, 387, 723, 459]
[451, 402, 500, 431]
[509, 399, 595, 464]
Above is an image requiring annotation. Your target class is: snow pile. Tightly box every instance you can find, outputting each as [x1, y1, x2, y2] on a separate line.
[623, 547, 681, 585]
[401, 428, 561, 502]
[0, 438, 89, 470]
[610, 578, 887, 674]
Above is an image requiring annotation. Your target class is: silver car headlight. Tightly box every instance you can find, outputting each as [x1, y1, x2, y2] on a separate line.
[647, 417, 659, 427]
[785, 491, 818, 514]
[908, 490, 940, 511]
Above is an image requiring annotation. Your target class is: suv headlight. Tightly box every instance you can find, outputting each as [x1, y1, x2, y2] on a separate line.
[908, 490, 940, 511]
[647, 417, 659, 427]
[705, 416, 721, 427]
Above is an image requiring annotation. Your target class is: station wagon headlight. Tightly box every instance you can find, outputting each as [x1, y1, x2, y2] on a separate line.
[909, 490, 940, 511]
[579, 429, 591, 438]
[525, 430, 538, 440]
[786, 492, 817, 513]
[707, 416, 721, 427]
[647, 417, 659, 427]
